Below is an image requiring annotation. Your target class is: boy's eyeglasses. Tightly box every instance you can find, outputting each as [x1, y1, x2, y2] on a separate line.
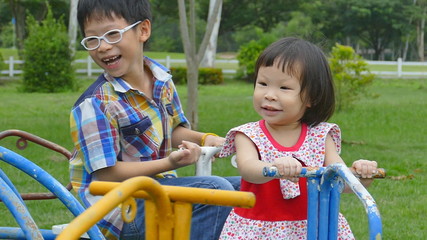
[80, 21, 142, 51]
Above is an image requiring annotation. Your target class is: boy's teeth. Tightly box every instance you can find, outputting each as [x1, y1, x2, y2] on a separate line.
[104, 56, 119, 65]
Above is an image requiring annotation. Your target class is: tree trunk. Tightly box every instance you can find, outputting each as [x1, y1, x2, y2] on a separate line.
[9, 0, 26, 55]
[200, 0, 222, 68]
[177, 0, 223, 129]
[68, 0, 79, 57]
[416, 6, 426, 61]
[403, 0, 418, 61]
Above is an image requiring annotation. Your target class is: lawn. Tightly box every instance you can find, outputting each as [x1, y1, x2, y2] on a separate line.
[0, 76, 426, 239]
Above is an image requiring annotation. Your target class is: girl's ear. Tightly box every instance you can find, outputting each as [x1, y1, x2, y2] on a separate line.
[139, 19, 151, 43]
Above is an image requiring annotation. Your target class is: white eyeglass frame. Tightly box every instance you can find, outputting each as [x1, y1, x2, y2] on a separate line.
[80, 21, 142, 51]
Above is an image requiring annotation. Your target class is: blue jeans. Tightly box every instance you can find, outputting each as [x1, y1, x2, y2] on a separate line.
[120, 176, 241, 240]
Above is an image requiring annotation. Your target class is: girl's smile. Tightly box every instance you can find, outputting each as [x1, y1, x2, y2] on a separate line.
[260, 104, 282, 116]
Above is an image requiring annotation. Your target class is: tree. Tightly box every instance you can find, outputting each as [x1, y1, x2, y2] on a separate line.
[7, 0, 25, 51]
[4, 0, 70, 55]
[177, 0, 222, 129]
[320, 0, 406, 60]
[200, 0, 222, 68]
[414, 0, 427, 61]
[68, 0, 78, 57]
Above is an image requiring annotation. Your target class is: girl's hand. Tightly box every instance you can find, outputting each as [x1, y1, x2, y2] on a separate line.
[351, 159, 378, 178]
[272, 156, 302, 182]
[168, 141, 201, 168]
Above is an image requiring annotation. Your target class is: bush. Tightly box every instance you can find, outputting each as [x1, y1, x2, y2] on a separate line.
[0, 23, 14, 48]
[236, 36, 276, 82]
[329, 43, 375, 111]
[170, 67, 223, 85]
[0, 52, 5, 72]
[22, 6, 75, 93]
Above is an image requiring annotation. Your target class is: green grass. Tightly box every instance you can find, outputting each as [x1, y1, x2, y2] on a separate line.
[1, 76, 427, 239]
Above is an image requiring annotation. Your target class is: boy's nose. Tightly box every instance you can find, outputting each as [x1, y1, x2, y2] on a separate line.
[97, 39, 113, 51]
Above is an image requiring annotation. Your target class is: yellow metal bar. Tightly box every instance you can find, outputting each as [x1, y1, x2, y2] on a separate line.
[145, 200, 158, 240]
[60, 178, 255, 240]
[57, 177, 174, 240]
[172, 202, 193, 240]
[90, 181, 255, 208]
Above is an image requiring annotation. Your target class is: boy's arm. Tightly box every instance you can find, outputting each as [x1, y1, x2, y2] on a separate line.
[171, 125, 224, 147]
[94, 140, 201, 182]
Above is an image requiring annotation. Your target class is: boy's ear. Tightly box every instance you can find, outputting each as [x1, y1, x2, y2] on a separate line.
[139, 19, 151, 42]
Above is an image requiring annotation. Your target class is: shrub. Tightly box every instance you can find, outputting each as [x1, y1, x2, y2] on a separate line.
[0, 23, 14, 48]
[22, 5, 75, 93]
[170, 67, 223, 85]
[236, 36, 276, 82]
[0, 52, 5, 72]
[329, 43, 375, 111]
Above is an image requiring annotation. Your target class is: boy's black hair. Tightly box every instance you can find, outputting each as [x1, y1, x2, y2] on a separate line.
[77, 0, 152, 36]
[254, 37, 335, 127]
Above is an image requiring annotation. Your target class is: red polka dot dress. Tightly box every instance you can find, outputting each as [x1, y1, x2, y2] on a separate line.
[218, 120, 355, 240]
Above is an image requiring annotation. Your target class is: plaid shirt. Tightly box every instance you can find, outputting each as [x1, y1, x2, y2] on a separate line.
[69, 57, 189, 239]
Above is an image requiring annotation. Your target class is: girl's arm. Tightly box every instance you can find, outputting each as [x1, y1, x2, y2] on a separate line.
[324, 134, 378, 192]
[235, 132, 302, 184]
[94, 141, 200, 182]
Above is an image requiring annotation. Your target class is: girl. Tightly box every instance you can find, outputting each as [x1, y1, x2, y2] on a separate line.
[218, 37, 378, 239]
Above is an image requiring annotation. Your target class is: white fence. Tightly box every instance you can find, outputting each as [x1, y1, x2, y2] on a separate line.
[1, 56, 238, 77]
[1, 56, 427, 78]
[367, 58, 427, 77]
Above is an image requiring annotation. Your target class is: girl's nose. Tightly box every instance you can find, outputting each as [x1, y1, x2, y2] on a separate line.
[264, 91, 277, 101]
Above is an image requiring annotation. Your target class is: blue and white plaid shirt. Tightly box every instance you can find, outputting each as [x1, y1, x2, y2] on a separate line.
[69, 57, 189, 239]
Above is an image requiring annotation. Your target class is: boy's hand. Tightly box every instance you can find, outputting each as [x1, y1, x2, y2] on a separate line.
[351, 159, 378, 178]
[272, 156, 302, 182]
[202, 135, 225, 160]
[203, 135, 225, 147]
[168, 141, 201, 168]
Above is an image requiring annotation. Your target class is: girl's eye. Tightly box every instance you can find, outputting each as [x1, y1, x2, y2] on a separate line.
[257, 81, 267, 86]
[280, 86, 290, 90]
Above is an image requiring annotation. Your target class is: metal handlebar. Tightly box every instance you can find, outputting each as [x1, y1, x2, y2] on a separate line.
[195, 146, 222, 176]
[263, 166, 386, 179]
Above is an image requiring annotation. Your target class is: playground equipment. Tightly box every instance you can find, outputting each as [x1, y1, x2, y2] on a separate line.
[57, 177, 255, 240]
[0, 129, 384, 239]
[0, 130, 104, 240]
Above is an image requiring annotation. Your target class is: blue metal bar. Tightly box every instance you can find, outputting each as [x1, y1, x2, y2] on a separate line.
[264, 163, 382, 239]
[0, 177, 43, 239]
[307, 177, 320, 240]
[0, 168, 25, 205]
[0, 227, 56, 240]
[0, 146, 105, 240]
[318, 174, 331, 240]
[330, 164, 383, 240]
[328, 177, 343, 240]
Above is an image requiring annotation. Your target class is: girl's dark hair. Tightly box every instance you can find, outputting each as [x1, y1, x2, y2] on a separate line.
[254, 37, 335, 127]
[77, 0, 152, 36]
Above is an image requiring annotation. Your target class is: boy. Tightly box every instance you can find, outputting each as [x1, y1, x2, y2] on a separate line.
[69, 0, 240, 239]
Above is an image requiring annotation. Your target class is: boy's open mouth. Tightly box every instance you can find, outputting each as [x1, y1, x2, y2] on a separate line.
[103, 55, 121, 66]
